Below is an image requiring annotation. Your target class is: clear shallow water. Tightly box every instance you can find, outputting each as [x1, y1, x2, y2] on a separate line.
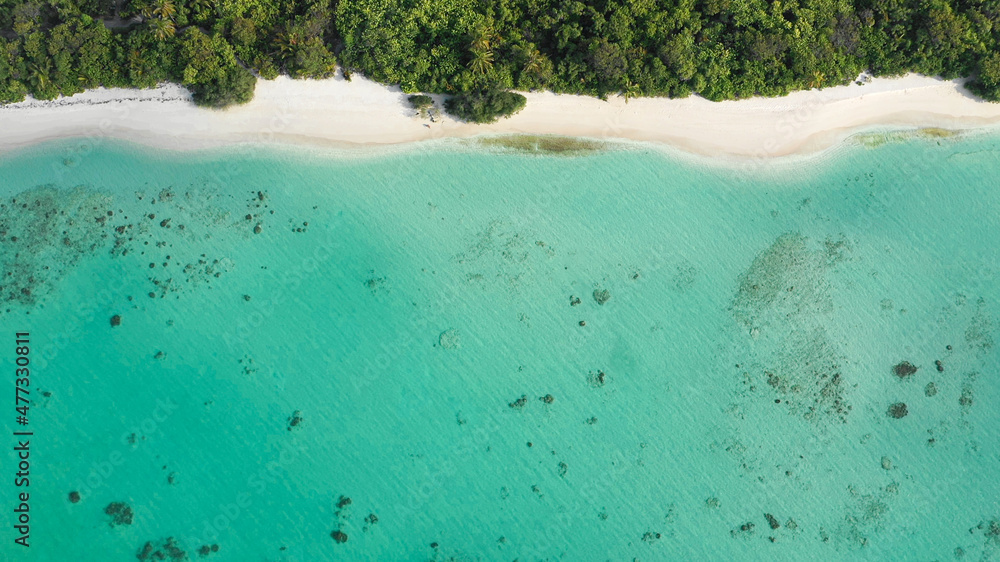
[0, 135, 997, 561]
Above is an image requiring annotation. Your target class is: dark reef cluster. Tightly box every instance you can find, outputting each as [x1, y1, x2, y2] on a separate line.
[104, 501, 133, 527]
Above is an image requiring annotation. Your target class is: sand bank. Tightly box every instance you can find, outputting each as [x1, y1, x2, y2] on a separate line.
[1, 73, 999, 159]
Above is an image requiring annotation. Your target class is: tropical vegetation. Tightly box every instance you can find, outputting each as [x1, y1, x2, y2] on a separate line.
[1, 0, 999, 119]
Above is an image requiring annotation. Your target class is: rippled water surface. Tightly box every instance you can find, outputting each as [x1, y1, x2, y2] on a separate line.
[0, 135, 998, 561]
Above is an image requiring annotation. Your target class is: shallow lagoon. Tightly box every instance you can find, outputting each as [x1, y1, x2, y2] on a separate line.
[0, 134, 998, 561]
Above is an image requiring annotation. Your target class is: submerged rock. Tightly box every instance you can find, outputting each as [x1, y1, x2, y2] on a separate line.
[959, 385, 974, 408]
[196, 543, 220, 556]
[286, 410, 303, 431]
[438, 329, 460, 349]
[593, 288, 611, 305]
[765, 513, 780, 529]
[887, 402, 908, 419]
[588, 370, 607, 387]
[893, 361, 918, 378]
[105, 501, 134, 526]
[110, 314, 122, 327]
[137, 537, 187, 561]
[331, 530, 348, 543]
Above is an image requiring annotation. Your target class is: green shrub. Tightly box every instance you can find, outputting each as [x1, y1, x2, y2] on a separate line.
[443, 91, 526, 123]
[970, 53, 1000, 102]
[407, 94, 433, 110]
[189, 65, 256, 108]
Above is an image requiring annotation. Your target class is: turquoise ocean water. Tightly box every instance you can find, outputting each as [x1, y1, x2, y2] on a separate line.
[0, 134, 997, 561]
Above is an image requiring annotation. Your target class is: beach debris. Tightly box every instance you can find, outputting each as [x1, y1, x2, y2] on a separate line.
[887, 402, 908, 419]
[508, 395, 528, 409]
[68, 491, 81, 503]
[924, 382, 938, 397]
[110, 314, 122, 327]
[286, 410, 303, 431]
[893, 361, 918, 378]
[438, 328, 460, 349]
[330, 529, 348, 543]
[593, 287, 611, 305]
[105, 501, 134, 526]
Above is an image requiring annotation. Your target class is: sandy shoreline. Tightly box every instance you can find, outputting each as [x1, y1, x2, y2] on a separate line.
[1, 73, 1000, 160]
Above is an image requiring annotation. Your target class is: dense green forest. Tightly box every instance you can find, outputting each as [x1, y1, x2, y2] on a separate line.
[1, 0, 999, 121]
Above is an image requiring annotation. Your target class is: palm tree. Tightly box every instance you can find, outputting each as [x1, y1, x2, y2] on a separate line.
[152, 0, 176, 20]
[522, 47, 542, 76]
[150, 16, 175, 40]
[468, 48, 494, 75]
[188, 0, 214, 22]
[29, 63, 50, 91]
[470, 26, 498, 52]
[274, 30, 299, 57]
[137, 0, 155, 19]
[129, 49, 148, 78]
[622, 80, 641, 103]
[808, 70, 825, 89]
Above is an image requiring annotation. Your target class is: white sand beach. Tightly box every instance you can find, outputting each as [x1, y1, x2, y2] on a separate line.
[1, 73, 999, 159]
